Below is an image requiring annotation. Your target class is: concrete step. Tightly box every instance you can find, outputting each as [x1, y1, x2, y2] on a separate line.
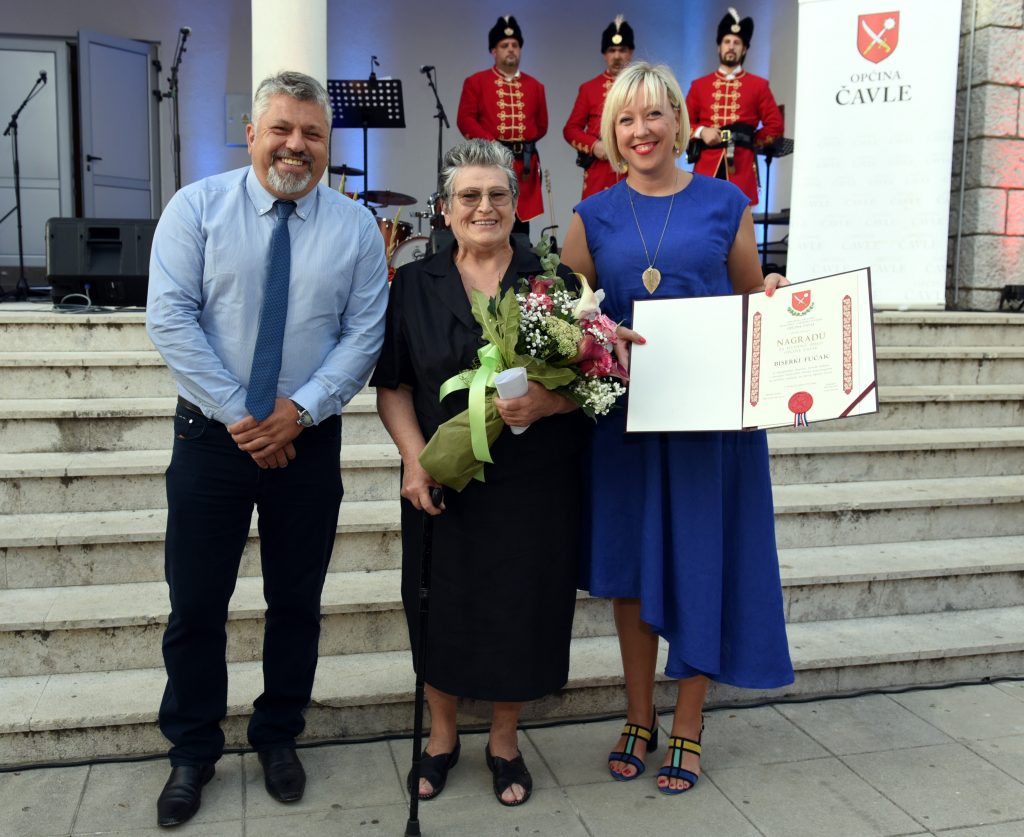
[2, 386, 1021, 455]
[0, 572, 612, 677]
[4, 427, 1019, 514]
[0, 502, 402, 591]
[0, 393, 391, 453]
[0, 444, 400, 513]
[3, 310, 1022, 353]
[0, 352, 175, 399]
[0, 311, 152, 352]
[772, 474, 1024, 547]
[767, 426, 1024, 484]
[778, 535, 1024, 621]
[872, 311, 1024, 347]
[2, 477, 1021, 591]
[4, 606, 1022, 767]
[5, 346, 1020, 400]
[875, 346, 1024, 385]
[3, 535, 1020, 677]
[839, 385, 1024, 429]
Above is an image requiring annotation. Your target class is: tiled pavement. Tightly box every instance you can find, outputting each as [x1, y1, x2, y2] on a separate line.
[3, 682, 1024, 836]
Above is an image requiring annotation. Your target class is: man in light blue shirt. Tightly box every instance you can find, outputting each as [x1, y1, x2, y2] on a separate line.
[146, 71, 387, 828]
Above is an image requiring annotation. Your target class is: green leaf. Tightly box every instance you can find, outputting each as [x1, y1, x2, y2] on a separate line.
[470, 288, 503, 350]
[527, 364, 577, 390]
[495, 289, 521, 366]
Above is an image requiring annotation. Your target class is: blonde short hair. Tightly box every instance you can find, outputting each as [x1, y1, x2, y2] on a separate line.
[600, 62, 689, 174]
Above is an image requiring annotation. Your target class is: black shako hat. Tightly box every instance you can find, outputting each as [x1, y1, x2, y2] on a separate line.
[717, 7, 754, 46]
[601, 15, 635, 52]
[489, 15, 523, 50]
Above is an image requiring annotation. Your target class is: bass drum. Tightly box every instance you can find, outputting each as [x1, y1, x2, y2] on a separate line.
[391, 235, 430, 269]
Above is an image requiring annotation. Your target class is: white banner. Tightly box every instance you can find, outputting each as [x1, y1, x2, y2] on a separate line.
[787, 0, 961, 308]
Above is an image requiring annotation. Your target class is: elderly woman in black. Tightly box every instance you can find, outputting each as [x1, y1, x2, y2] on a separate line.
[371, 139, 585, 806]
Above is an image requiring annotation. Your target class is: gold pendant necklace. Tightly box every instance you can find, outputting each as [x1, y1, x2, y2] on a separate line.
[626, 172, 678, 294]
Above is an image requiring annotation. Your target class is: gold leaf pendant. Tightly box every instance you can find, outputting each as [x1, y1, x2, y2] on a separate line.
[642, 267, 661, 294]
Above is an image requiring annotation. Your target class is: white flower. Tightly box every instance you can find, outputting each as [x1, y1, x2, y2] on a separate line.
[572, 273, 606, 321]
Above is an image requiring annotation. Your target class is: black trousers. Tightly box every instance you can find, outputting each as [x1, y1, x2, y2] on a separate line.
[158, 406, 343, 765]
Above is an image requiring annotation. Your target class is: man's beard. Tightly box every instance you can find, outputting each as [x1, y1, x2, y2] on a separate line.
[267, 157, 313, 194]
[720, 50, 742, 68]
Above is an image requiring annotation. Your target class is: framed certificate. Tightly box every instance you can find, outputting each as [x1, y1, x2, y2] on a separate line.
[626, 268, 878, 432]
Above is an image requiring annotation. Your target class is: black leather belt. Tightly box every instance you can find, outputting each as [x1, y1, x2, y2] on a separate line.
[499, 140, 537, 176]
[177, 395, 222, 425]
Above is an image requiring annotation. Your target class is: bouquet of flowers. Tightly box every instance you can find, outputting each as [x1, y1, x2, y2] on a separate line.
[419, 237, 628, 490]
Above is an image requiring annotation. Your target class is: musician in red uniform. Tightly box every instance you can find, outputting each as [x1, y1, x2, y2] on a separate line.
[684, 9, 783, 206]
[457, 15, 548, 235]
[563, 16, 635, 200]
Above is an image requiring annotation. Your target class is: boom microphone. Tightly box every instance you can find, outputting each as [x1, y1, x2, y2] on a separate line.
[180, 26, 191, 36]
[39, 71, 47, 82]
[420, 65, 435, 74]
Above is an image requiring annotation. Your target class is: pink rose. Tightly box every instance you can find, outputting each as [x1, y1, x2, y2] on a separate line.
[529, 276, 555, 295]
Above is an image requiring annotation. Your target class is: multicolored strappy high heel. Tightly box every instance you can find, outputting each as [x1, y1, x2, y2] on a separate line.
[657, 722, 703, 795]
[607, 709, 659, 781]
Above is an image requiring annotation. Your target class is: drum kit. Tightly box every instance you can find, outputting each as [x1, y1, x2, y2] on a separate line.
[330, 164, 445, 270]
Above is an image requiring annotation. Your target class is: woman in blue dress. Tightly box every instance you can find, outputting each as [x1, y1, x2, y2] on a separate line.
[561, 62, 794, 795]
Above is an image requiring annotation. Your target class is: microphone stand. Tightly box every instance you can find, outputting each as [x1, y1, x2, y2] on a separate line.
[363, 55, 380, 207]
[422, 67, 449, 180]
[155, 28, 190, 192]
[1, 71, 47, 302]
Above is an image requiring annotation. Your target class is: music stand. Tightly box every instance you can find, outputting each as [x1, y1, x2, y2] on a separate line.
[327, 79, 405, 204]
[756, 137, 794, 269]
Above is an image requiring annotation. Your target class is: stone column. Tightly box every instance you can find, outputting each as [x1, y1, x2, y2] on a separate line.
[948, 0, 1024, 310]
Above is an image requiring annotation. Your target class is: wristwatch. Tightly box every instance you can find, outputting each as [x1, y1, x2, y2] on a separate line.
[290, 400, 315, 428]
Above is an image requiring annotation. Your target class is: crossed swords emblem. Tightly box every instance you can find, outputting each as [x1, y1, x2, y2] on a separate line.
[861, 17, 896, 56]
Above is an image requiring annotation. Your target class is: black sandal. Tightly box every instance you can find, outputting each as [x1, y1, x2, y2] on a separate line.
[407, 738, 461, 800]
[484, 744, 533, 807]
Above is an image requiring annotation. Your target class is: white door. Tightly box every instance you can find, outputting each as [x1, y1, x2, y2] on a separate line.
[0, 37, 73, 273]
[78, 30, 161, 218]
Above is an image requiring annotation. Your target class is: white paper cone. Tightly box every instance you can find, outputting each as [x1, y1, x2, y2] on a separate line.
[494, 366, 530, 435]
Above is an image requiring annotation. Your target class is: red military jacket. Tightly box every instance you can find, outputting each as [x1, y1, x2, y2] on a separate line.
[563, 72, 624, 199]
[684, 69, 783, 206]
[457, 67, 548, 221]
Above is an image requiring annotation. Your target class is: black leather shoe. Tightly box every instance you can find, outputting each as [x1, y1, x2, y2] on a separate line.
[157, 763, 215, 827]
[258, 746, 306, 803]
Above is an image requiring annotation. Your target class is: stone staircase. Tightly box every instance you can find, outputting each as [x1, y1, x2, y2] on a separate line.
[0, 308, 1022, 767]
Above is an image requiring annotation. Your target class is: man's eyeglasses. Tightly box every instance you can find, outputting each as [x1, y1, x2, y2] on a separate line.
[454, 189, 514, 208]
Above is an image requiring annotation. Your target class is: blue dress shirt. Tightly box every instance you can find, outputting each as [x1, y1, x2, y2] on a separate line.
[146, 167, 389, 425]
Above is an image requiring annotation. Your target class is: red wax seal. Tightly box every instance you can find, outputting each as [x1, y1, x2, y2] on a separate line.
[788, 391, 813, 414]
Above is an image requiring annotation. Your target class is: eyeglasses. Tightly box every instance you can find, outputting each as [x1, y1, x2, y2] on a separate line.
[454, 189, 513, 208]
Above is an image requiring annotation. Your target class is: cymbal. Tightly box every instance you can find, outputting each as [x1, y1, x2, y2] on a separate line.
[359, 190, 417, 207]
[329, 164, 365, 176]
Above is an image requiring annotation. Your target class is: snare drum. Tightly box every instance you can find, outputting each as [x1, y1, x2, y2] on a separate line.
[391, 236, 430, 269]
[376, 217, 413, 259]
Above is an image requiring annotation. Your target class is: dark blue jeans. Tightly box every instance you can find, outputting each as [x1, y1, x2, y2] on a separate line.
[158, 406, 343, 765]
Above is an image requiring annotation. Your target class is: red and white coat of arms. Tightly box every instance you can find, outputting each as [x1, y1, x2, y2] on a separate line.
[791, 289, 812, 312]
[858, 11, 900, 64]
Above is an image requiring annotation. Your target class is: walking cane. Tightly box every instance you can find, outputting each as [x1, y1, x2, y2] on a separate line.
[404, 485, 444, 837]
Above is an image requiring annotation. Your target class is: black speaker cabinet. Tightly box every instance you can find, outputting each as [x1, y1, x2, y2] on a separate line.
[46, 217, 158, 307]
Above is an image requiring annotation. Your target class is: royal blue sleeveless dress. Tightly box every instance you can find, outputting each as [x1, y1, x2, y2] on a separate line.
[575, 175, 794, 689]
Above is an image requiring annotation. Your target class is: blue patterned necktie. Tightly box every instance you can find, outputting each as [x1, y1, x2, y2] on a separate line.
[246, 200, 296, 421]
